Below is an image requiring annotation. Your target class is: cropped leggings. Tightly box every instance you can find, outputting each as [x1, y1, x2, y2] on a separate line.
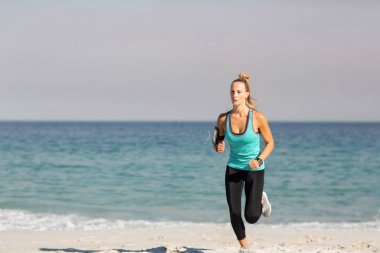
[225, 165, 265, 240]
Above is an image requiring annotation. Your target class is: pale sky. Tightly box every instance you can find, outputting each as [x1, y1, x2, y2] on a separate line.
[0, 1, 379, 121]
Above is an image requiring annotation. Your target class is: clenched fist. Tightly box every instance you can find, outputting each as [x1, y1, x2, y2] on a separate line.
[215, 141, 225, 153]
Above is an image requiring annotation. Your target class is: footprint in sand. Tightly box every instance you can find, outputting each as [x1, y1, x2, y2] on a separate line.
[351, 241, 380, 252]
[300, 234, 330, 244]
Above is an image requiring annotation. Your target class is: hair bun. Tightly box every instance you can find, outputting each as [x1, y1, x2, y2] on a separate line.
[238, 72, 249, 81]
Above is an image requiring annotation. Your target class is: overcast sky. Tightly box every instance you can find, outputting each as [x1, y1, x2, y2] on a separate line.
[0, 1, 379, 121]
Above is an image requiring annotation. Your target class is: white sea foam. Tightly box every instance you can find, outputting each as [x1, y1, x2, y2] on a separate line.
[260, 220, 380, 231]
[0, 209, 220, 231]
[0, 208, 379, 231]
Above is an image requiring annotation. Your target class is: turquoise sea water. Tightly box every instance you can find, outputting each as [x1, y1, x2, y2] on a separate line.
[0, 121, 379, 231]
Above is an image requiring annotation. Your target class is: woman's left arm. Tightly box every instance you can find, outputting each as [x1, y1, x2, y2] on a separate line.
[257, 112, 275, 161]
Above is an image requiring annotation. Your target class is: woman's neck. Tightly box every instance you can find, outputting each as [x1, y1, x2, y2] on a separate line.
[232, 104, 249, 115]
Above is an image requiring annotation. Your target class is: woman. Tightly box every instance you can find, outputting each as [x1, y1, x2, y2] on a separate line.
[213, 73, 275, 253]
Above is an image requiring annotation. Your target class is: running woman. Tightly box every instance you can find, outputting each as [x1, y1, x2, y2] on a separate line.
[213, 73, 275, 253]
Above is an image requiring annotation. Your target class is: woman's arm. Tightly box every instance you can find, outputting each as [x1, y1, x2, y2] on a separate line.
[249, 112, 274, 169]
[256, 112, 275, 161]
[214, 113, 226, 153]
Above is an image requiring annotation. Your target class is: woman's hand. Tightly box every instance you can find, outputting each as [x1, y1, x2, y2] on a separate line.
[215, 141, 225, 153]
[249, 159, 260, 169]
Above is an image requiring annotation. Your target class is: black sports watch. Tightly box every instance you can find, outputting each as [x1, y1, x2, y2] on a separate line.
[256, 157, 263, 166]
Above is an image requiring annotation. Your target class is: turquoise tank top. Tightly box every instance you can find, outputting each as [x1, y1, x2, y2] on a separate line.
[225, 109, 265, 171]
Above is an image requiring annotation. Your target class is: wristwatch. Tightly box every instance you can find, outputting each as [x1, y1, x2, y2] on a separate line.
[256, 157, 263, 166]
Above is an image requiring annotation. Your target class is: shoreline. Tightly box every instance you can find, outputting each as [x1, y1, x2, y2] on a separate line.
[1, 207, 379, 232]
[1, 225, 379, 253]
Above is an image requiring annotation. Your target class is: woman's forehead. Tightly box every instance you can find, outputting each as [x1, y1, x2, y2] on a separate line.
[231, 81, 245, 90]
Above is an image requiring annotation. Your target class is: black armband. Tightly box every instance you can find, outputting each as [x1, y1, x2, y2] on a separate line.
[212, 126, 225, 148]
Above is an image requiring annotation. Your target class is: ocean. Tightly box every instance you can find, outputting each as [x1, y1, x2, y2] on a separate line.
[0, 121, 379, 231]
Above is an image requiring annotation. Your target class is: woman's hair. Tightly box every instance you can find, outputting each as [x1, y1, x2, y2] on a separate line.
[231, 72, 256, 110]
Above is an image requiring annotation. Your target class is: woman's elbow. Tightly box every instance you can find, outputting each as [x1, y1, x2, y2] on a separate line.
[269, 140, 275, 151]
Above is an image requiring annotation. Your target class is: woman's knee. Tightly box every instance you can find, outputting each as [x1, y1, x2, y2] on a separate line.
[244, 213, 260, 224]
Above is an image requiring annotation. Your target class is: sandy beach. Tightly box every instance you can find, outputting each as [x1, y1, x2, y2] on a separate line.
[1, 225, 379, 253]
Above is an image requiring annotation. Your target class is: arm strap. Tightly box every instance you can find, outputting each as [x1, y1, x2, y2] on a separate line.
[212, 126, 225, 150]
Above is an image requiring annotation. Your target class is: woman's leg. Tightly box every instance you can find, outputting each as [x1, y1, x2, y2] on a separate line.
[225, 166, 246, 241]
[244, 169, 265, 224]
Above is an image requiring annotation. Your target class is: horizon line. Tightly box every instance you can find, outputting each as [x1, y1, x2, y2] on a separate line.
[0, 119, 379, 124]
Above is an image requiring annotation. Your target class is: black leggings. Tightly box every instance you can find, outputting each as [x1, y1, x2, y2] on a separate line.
[225, 166, 265, 240]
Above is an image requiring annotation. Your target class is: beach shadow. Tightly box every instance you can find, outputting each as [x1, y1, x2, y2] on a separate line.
[39, 248, 99, 253]
[39, 246, 209, 253]
[116, 246, 209, 252]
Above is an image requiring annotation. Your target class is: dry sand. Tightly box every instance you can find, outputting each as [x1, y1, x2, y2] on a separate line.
[0, 225, 379, 253]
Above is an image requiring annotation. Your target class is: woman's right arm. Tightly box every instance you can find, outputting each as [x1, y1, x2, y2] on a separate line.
[214, 113, 226, 153]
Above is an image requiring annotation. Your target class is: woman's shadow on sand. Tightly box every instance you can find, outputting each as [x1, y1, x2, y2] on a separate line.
[39, 246, 209, 253]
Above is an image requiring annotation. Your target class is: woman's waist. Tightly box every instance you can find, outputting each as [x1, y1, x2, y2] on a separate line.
[228, 146, 261, 157]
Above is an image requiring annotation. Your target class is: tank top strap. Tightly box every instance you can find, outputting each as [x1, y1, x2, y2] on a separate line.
[225, 110, 231, 133]
[247, 109, 253, 133]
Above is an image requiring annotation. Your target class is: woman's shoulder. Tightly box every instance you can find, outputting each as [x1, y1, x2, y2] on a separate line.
[254, 110, 265, 118]
[217, 112, 228, 121]
[216, 112, 228, 130]
[254, 110, 268, 125]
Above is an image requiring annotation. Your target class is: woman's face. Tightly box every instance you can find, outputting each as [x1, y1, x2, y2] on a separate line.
[230, 81, 248, 106]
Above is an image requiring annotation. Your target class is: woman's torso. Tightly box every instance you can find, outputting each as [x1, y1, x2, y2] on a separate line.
[225, 109, 265, 171]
